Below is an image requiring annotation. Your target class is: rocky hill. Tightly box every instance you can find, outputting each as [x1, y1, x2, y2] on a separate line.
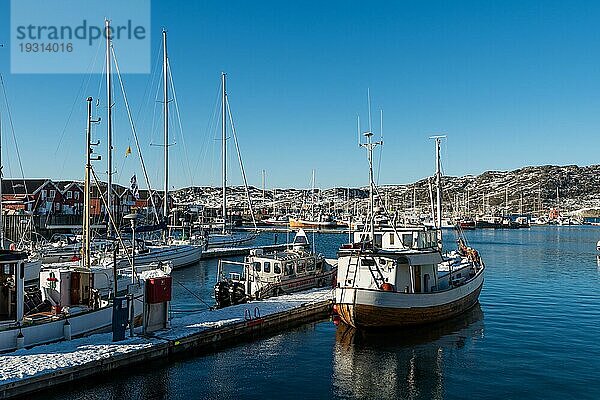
[172, 164, 600, 217]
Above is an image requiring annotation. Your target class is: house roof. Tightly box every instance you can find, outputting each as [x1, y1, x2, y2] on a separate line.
[1, 179, 53, 195]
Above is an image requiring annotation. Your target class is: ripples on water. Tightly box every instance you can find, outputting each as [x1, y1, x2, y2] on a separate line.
[34, 227, 600, 399]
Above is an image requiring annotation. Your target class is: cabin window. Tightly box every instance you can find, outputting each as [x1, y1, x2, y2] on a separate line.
[263, 262, 271, 273]
[274, 263, 281, 274]
[55, 203, 61, 211]
[67, 191, 72, 199]
[253, 262, 261, 272]
[75, 191, 80, 200]
[284, 262, 294, 276]
[297, 260, 306, 274]
[389, 233, 395, 245]
[361, 258, 375, 267]
[41, 190, 47, 200]
[402, 234, 413, 247]
[374, 234, 383, 247]
[307, 259, 315, 271]
[49, 190, 56, 199]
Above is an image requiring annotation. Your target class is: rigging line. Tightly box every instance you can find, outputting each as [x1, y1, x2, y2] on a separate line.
[168, 61, 194, 188]
[376, 109, 383, 185]
[111, 46, 161, 224]
[54, 38, 104, 157]
[135, 39, 163, 121]
[90, 167, 136, 271]
[0, 75, 29, 206]
[225, 97, 258, 230]
[171, 277, 214, 309]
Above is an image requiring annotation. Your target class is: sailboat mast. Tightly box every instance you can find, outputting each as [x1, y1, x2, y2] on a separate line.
[311, 169, 315, 218]
[84, 97, 93, 270]
[221, 72, 227, 235]
[162, 29, 169, 224]
[105, 19, 113, 237]
[0, 113, 4, 250]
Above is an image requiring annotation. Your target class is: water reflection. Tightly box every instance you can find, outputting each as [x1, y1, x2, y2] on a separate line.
[332, 305, 484, 400]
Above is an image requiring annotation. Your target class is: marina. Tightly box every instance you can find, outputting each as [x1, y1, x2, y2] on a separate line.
[1, 1, 600, 399]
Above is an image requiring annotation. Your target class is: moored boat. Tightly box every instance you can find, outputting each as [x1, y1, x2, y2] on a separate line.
[214, 229, 336, 308]
[334, 133, 485, 329]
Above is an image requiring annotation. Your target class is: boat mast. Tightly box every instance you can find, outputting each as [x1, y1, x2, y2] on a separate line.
[105, 19, 114, 237]
[84, 97, 100, 270]
[361, 131, 382, 243]
[311, 169, 315, 219]
[221, 72, 227, 235]
[0, 113, 4, 250]
[162, 29, 169, 226]
[431, 135, 445, 249]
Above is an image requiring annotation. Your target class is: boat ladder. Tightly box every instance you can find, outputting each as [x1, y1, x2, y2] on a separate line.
[345, 255, 360, 285]
[365, 255, 386, 288]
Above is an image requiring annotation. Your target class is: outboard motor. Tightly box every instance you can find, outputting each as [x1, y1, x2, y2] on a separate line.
[229, 282, 247, 306]
[214, 281, 232, 308]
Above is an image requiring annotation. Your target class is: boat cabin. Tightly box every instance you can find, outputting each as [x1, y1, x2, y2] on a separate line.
[0, 251, 27, 328]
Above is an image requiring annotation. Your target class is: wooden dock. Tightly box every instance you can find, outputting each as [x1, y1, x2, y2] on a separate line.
[0, 290, 334, 399]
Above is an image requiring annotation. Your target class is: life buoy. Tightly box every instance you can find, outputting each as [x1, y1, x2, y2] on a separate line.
[9, 243, 16, 251]
[380, 283, 394, 292]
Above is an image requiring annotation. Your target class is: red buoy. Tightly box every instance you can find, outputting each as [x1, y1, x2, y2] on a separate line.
[380, 283, 394, 292]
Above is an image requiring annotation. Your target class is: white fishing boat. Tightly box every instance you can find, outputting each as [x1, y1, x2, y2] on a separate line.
[0, 96, 114, 353]
[214, 229, 336, 308]
[335, 134, 485, 329]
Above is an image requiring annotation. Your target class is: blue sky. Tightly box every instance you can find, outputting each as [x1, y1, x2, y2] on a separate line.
[1, 0, 600, 190]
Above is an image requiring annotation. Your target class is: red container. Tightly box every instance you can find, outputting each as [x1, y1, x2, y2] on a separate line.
[146, 276, 172, 304]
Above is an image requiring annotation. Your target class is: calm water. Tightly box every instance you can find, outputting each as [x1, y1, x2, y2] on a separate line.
[34, 227, 600, 400]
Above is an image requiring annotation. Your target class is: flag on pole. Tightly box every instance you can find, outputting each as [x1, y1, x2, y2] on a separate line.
[125, 146, 132, 157]
[130, 174, 139, 200]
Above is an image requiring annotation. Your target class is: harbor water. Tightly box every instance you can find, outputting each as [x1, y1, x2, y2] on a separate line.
[33, 227, 600, 399]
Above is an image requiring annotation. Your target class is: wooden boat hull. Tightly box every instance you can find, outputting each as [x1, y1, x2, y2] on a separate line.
[289, 218, 337, 229]
[336, 270, 484, 329]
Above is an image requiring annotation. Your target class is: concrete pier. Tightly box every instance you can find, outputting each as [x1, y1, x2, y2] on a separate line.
[0, 289, 334, 399]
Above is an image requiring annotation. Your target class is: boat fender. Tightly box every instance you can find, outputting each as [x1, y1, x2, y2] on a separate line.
[9, 243, 16, 251]
[63, 319, 72, 341]
[380, 283, 394, 292]
[16, 330, 25, 349]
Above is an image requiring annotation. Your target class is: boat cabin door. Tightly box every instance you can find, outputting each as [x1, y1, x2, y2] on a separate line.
[414, 265, 421, 293]
[0, 252, 27, 324]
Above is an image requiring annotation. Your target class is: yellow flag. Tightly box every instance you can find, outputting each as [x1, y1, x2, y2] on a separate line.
[125, 146, 132, 157]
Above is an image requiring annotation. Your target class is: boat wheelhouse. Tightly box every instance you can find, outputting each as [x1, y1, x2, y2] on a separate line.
[214, 230, 336, 308]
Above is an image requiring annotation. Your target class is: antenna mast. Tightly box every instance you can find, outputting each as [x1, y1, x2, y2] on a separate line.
[430, 135, 446, 250]
[361, 130, 383, 244]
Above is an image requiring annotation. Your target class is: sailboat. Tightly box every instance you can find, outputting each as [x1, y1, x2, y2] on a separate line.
[0, 85, 42, 282]
[205, 73, 258, 248]
[288, 170, 337, 229]
[97, 28, 201, 268]
[334, 131, 485, 329]
[0, 97, 114, 353]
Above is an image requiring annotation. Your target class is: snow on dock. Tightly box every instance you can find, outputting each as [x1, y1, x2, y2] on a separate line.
[0, 288, 334, 398]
